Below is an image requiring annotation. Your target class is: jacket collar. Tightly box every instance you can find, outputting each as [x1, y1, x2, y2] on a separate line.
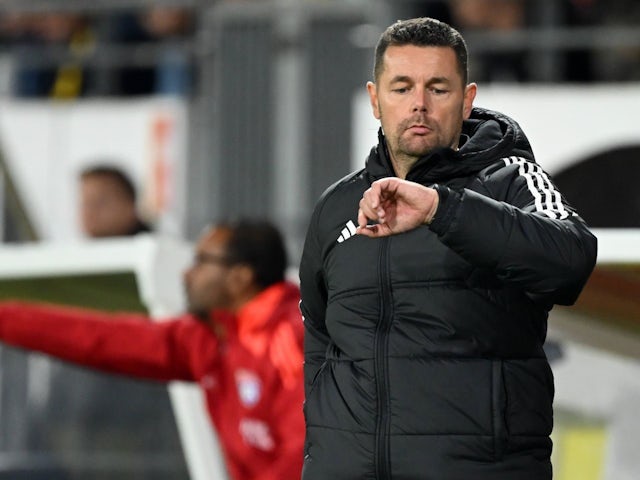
[215, 281, 299, 357]
[365, 107, 534, 184]
[236, 281, 299, 335]
[207, 282, 299, 335]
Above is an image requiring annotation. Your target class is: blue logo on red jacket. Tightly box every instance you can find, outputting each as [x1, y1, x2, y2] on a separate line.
[235, 369, 262, 408]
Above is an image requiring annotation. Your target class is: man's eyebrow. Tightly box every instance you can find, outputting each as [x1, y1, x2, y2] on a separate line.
[389, 75, 452, 85]
[389, 75, 412, 84]
[428, 76, 452, 85]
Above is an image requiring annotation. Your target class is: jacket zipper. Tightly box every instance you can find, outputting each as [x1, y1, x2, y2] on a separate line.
[375, 237, 393, 479]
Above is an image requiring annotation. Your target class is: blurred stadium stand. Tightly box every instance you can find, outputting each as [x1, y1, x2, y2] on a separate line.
[2, 0, 640, 248]
[1, 0, 640, 479]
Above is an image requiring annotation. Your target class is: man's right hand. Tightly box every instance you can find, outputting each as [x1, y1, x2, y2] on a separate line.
[356, 177, 439, 238]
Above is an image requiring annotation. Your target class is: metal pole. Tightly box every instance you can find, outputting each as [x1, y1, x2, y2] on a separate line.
[271, 2, 309, 263]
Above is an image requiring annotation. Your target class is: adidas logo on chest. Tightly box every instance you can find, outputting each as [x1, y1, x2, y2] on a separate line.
[337, 220, 357, 243]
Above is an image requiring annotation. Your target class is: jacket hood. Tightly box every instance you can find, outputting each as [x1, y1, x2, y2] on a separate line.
[365, 107, 535, 184]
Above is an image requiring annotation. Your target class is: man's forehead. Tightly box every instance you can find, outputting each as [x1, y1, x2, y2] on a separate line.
[198, 226, 231, 250]
[82, 175, 128, 196]
[382, 45, 458, 74]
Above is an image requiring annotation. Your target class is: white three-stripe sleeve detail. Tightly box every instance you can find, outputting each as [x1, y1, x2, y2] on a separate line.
[502, 157, 570, 220]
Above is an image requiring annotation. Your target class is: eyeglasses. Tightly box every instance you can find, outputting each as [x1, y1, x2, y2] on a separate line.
[193, 252, 232, 267]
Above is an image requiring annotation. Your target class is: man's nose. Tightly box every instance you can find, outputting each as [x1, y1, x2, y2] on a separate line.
[412, 89, 428, 112]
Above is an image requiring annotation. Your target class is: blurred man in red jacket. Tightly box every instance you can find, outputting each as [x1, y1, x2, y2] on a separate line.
[0, 219, 304, 480]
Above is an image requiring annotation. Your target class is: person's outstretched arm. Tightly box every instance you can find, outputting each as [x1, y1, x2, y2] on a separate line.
[0, 301, 216, 382]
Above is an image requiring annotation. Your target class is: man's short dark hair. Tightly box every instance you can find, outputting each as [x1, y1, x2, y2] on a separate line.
[80, 165, 137, 202]
[222, 219, 288, 290]
[373, 17, 469, 85]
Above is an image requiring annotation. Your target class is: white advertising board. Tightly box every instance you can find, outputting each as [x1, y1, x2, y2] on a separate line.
[0, 98, 188, 241]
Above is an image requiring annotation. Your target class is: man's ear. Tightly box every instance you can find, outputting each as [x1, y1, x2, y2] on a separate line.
[463, 82, 477, 119]
[367, 81, 381, 120]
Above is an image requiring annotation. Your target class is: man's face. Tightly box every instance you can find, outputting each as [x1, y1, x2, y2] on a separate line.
[367, 45, 476, 170]
[80, 175, 137, 238]
[183, 227, 234, 319]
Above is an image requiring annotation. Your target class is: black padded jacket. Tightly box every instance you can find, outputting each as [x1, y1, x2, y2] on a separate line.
[299, 107, 597, 480]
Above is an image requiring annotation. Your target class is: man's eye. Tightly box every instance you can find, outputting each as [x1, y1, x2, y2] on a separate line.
[392, 88, 408, 93]
[431, 88, 448, 95]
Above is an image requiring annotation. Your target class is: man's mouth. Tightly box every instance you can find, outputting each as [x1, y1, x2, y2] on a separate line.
[407, 124, 431, 134]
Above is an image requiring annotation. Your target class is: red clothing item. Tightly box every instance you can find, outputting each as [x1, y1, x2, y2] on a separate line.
[0, 282, 305, 480]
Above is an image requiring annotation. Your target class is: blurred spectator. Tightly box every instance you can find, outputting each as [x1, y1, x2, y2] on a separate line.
[552, 0, 599, 82]
[446, 0, 602, 82]
[109, 7, 195, 96]
[388, 0, 640, 82]
[588, 0, 640, 81]
[0, 12, 95, 98]
[449, 0, 529, 82]
[391, 1, 453, 25]
[79, 164, 151, 238]
[140, 6, 194, 95]
[450, 0, 526, 31]
[0, 7, 195, 98]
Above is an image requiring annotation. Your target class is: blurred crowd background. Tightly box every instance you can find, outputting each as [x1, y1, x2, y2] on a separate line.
[1, 0, 640, 248]
[2, 0, 640, 99]
[2, 0, 640, 100]
[0, 1, 639, 480]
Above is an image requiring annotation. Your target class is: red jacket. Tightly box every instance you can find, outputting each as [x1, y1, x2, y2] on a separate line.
[0, 281, 305, 480]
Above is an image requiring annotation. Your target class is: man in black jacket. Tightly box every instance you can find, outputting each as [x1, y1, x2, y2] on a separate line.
[299, 17, 597, 480]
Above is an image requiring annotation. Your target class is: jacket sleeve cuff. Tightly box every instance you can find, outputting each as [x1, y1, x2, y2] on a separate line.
[428, 184, 461, 235]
